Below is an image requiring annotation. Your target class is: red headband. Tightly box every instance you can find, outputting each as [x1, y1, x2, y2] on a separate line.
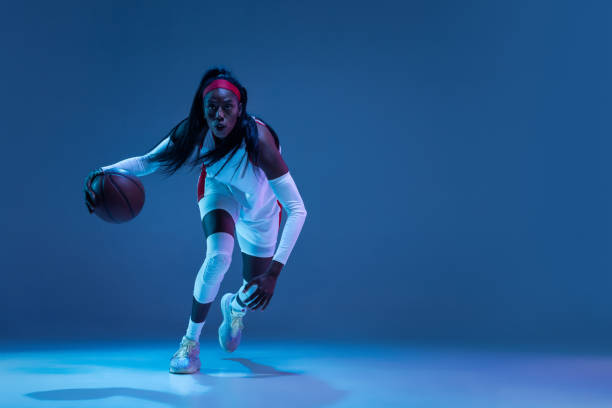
[202, 79, 241, 102]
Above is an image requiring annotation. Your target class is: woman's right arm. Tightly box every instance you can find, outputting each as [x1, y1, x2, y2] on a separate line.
[100, 136, 172, 177]
[84, 137, 173, 213]
[84, 120, 188, 213]
[100, 119, 190, 176]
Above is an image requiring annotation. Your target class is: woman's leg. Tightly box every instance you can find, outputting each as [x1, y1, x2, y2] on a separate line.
[170, 206, 236, 373]
[230, 253, 273, 314]
[217, 214, 278, 352]
[170, 180, 240, 373]
[186, 208, 236, 341]
[230, 214, 280, 313]
[217, 254, 274, 352]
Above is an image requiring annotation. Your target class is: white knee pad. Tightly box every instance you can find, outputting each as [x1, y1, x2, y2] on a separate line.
[193, 232, 234, 303]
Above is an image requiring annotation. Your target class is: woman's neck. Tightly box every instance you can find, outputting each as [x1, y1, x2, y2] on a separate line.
[212, 133, 223, 146]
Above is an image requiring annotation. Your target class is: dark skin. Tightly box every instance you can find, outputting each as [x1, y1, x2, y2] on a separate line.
[203, 88, 289, 311]
[204, 88, 243, 140]
[85, 87, 290, 310]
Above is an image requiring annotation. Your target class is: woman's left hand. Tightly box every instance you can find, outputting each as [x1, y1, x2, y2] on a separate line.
[243, 261, 283, 311]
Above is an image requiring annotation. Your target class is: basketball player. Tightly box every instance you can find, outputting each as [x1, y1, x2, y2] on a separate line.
[84, 67, 307, 374]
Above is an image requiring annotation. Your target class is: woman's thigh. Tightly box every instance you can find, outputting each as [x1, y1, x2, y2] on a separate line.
[203, 209, 235, 238]
[197, 177, 240, 238]
[199, 192, 239, 238]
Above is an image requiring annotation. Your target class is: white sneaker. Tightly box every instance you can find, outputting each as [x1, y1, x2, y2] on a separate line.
[169, 336, 201, 374]
[218, 293, 245, 352]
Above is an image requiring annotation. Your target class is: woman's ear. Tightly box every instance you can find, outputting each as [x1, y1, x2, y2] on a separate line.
[238, 103, 243, 116]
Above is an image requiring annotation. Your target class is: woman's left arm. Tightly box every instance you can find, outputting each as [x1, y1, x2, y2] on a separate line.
[243, 123, 308, 310]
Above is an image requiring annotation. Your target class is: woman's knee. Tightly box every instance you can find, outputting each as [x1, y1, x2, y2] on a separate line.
[200, 252, 232, 285]
[194, 231, 235, 303]
[195, 252, 232, 303]
[203, 231, 234, 278]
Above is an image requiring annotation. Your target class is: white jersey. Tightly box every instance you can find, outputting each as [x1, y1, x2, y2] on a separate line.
[100, 116, 306, 264]
[198, 120, 282, 222]
[101, 116, 283, 222]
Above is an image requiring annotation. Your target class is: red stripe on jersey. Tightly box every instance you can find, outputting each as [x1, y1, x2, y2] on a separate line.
[197, 165, 207, 201]
[277, 201, 283, 228]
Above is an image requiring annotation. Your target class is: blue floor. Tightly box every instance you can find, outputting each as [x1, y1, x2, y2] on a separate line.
[2, 341, 612, 407]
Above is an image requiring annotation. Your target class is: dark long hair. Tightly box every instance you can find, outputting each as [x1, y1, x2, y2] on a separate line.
[148, 67, 280, 178]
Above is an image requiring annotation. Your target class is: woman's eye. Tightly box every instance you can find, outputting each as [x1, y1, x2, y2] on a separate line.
[224, 105, 232, 110]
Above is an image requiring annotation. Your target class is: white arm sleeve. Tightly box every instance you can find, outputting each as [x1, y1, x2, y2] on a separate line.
[268, 172, 307, 265]
[101, 136, 172, 177]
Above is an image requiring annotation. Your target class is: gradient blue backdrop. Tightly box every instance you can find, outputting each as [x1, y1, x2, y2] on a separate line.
[1, 0, 609, 349]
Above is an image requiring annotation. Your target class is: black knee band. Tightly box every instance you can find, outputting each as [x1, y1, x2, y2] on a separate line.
[191, 296, 212, 323]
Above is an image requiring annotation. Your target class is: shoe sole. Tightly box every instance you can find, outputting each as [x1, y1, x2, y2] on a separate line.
[169, 359, 201, 374]
[218, 293, 235, 352]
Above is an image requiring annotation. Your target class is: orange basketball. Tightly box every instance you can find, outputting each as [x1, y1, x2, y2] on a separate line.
[90, 169, 145, 223]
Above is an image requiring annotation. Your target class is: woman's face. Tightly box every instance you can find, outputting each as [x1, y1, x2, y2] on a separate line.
[204, 88, 242, 139]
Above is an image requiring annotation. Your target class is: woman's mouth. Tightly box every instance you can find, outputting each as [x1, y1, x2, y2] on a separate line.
[215, 124, 226, 131]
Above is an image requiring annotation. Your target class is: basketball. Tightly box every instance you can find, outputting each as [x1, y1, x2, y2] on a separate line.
[90, 169, 145, 223]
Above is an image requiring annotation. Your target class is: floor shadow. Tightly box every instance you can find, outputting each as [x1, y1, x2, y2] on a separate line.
[221, 357, 299, 378]
[26, 387, 186, 405]
[26, 357, 347, 408]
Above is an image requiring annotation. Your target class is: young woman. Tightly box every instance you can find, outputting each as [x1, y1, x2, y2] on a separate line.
[83, 67, 307, 374]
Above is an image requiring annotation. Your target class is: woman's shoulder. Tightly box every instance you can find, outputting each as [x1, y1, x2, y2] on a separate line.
[250, 115, 280, 150]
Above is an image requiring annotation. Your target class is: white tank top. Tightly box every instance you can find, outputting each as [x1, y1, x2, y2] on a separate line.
[198, 118, 282, 220]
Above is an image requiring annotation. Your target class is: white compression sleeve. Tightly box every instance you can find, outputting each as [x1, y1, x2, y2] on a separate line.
[101, 136, 172, 177]
[268, 172, 307, 265]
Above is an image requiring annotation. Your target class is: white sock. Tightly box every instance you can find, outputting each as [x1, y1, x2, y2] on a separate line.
[185, 318, 205, 342]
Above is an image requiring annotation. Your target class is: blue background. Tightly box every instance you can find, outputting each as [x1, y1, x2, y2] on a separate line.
[1, 0, 609, 349]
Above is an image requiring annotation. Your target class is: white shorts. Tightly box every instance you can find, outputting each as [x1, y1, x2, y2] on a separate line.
[197, 178, 280, 258]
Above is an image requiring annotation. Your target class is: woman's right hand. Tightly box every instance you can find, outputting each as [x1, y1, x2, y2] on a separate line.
[84, 168, 104, 213]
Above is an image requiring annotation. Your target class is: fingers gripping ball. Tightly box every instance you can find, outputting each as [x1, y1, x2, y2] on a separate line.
[90, 169, 145, 223]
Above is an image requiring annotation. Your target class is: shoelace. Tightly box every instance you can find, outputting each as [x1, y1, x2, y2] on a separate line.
[231, 315, 244, 332]
[175, 341, 196, 358]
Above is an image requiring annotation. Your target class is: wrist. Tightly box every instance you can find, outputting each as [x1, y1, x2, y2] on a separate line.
[268, 260, 283, 277]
